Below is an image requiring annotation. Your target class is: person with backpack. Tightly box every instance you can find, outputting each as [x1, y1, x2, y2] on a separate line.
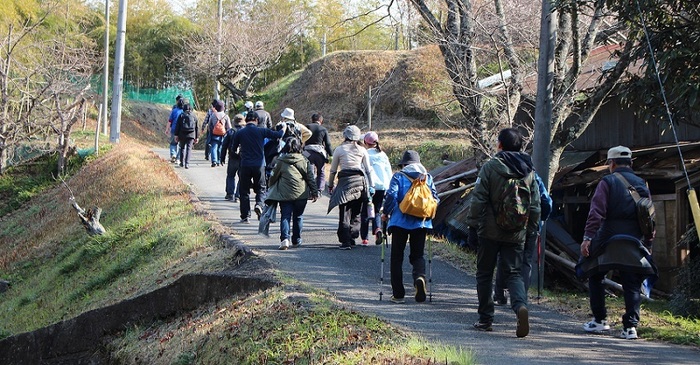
[304, 113, 333, 192]
[232, 111, 287, 223]
[202, 100, 218, 161]
[466, 128, 540, 337]
[327, 125, 375, 250]
[166, 95, 184, 163]
[380, 150, 438, 304]
[265, 136, 320, 250]
[360, 131, 392, 246]
[577, 145, 657, 340]
[208, 100, 232, 167]
[173, 103, 198, 169]
[221, 114, 246, 201]
[493, 172, 552, 306]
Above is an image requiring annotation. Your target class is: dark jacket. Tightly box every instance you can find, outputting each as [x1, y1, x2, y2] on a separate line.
[305, 122, 333, 157]
[174, 111, 198, 140]
[232, 122, 285, 167]
[466, 151, 541, 244]
[265, 153, 318, 203]
[221, 126, 243, 166]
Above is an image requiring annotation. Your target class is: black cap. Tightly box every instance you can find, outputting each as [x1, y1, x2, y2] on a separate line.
[398, 150, 420, 167]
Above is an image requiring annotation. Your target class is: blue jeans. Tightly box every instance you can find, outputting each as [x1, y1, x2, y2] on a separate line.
[169, 133, 180, 159]
[209, 136, 223, 165]
[476, 236, 526, 323]
[279, 199, 307, 244]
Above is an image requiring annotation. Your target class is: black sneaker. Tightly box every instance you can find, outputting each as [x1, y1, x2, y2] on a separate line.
[224, 195, 233, 201]
[390, 296, 405, 304]
[339, 244, 352, 250]
[494, 296, 508, 306]
[473, 321, 493, 331]
[254, 205, 263, 220]
[240, 218, 250, 224]
[414, 277, 427, 303]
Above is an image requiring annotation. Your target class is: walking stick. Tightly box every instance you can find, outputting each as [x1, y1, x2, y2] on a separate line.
[428, 237, 433, 302]
[379, 219, 388, 301]
[536, 231, 542, 304]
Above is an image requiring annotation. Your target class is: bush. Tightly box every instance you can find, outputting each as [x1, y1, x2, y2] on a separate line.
[669, 253, 700, 318]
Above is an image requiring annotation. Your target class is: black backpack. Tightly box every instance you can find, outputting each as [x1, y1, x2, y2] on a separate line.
[613, 173, 656, 239]
[179, 113, 195, 133]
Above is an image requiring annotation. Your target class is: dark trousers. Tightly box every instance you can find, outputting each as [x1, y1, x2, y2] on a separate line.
[279, 199, 307, 244]
[589, 270, 645, 328]
[495, 232, 538, 298]
[476, 236, 526, 323]
[306, 151, 327, 192]
[225, 159, 240, 197]
[178, 138, 194, 166]
[360, 190, 385, 240]
[238, 165, 266, 219]
[390, 227, 427, 299]
[337, 198, 363, 244]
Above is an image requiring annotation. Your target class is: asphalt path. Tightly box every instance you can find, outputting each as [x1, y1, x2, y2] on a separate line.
[154, 148, 699, 364]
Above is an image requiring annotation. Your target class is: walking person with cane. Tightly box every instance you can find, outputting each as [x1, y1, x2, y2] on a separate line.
[380, 150, 439, 304]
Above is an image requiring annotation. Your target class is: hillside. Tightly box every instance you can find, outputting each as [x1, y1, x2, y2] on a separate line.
[275, 45, 457, 131]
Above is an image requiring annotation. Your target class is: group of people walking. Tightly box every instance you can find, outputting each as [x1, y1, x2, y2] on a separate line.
[169, 99, 657, 340]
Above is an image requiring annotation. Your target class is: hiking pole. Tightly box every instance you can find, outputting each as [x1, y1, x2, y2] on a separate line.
[379, 218, 388, 301]
[536, 232, 542, 304]
[428, 237, 433, 302]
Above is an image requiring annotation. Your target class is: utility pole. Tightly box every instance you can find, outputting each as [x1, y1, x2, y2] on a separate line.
[532, 0, 557, 298]
[322, 31, 327, 57]
[102, 0, 109, 136]
[215, 0, 222, 100]
[109, 0, 127, 144]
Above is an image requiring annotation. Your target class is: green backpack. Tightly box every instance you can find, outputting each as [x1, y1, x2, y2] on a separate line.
[494, 172, 534, 232]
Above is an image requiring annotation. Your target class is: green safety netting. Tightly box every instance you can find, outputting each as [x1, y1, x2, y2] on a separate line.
[91, 77, 196, 109]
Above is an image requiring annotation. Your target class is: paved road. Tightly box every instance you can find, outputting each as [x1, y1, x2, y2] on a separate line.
[155, 148, 699, 364]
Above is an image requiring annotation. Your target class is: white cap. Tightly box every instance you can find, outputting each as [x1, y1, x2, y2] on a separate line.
[607, 145, 632, 160]
[255, 101, 264, 109]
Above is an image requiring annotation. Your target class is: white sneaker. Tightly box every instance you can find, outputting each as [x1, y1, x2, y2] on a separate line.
[583, 319, 610, 333]
[621, 327, 638, 339]
[279, 239, 290, 250]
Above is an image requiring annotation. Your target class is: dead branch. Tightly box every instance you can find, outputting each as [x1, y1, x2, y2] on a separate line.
[60, 177, 105, 236]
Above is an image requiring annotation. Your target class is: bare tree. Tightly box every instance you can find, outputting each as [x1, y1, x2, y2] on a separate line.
[179, 1, 307, 101]
[0, 2, 99, 175]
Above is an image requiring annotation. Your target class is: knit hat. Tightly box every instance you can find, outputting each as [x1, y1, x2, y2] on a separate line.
[343, 125, 361, 141]
[363, 131, 378, 145]
[398, 150, 420, 167]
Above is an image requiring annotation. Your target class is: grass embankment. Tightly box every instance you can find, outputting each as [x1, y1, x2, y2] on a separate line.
[0, 138, 474, 364]
[430, 237, 700, 347]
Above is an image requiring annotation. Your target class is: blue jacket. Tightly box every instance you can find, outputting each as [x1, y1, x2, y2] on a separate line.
[382, 163, 439, 231]
[232, 122, 285, 167]
[168, 107, 183, 134]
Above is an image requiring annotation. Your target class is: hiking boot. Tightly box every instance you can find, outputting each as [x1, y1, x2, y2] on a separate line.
[254, 205, 263, 220]
[516, 306, 529, 338]
[339, 243, 352, 250]
[225, 195, 233, 201]
[211, 162, 216, 167]
[620, 327, 638, 340]
[390, 296, 405, 304]
[361, 239, 369, 246]
[240, 218, 250, 224]
[414, 277, 427, 303]
[473, 321, 493, 331]
[583, 319, 610, 333]
[375, 230, 383, 245]
[279, 239, 290, 250]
